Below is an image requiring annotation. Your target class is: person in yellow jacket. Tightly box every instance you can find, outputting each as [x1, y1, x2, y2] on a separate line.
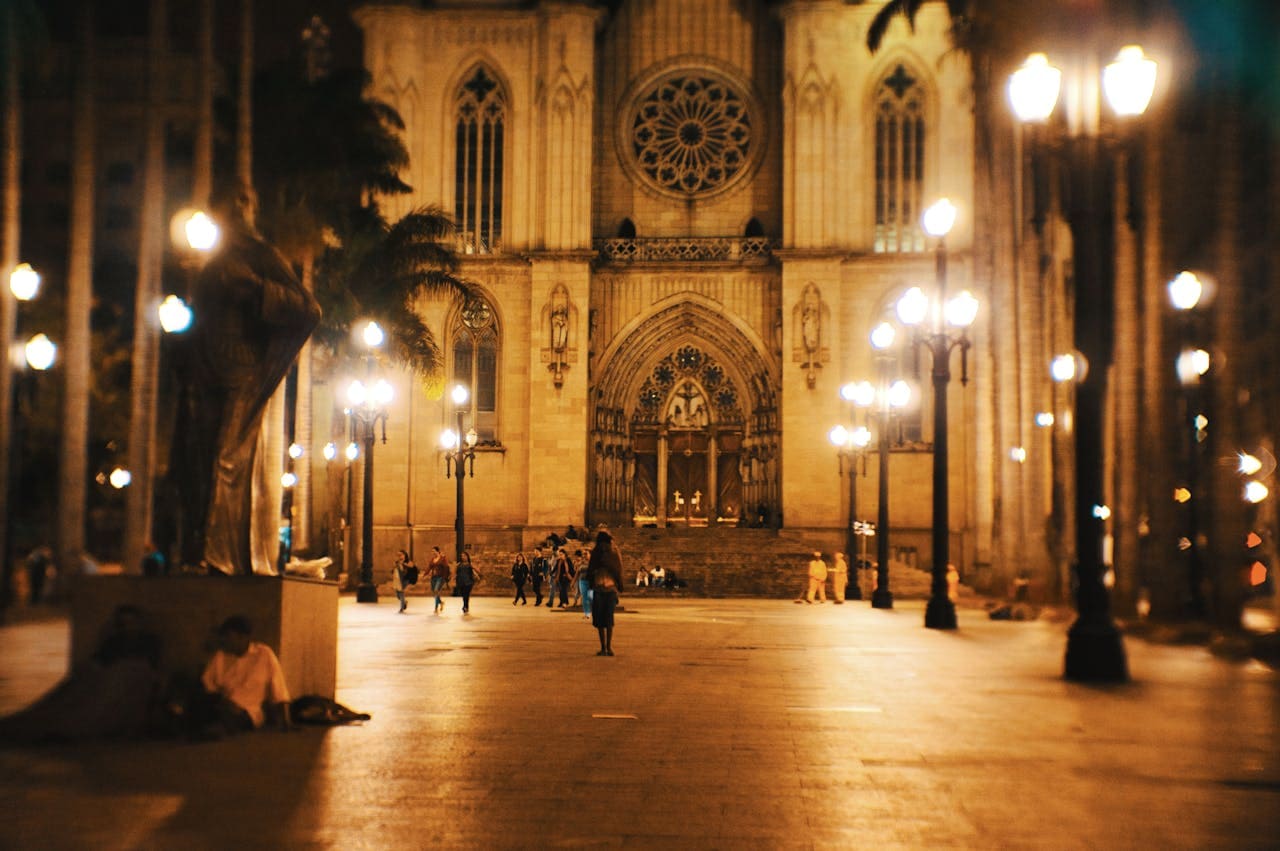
[805, 552, 828, 603]
[831, 553, 849, 604]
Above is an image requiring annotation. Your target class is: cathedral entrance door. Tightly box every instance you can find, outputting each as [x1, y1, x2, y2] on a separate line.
[667, 431, 709, 525]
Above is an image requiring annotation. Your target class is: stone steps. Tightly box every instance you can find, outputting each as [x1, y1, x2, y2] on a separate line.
[441, 526, 981, 601]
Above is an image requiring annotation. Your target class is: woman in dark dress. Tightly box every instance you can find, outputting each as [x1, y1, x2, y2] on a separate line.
[585, 530, 624, 656]
[455, 551, 480, 614]
[510, 553, 530, 605]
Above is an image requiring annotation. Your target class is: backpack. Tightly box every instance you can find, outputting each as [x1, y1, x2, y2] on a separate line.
[403, 565, 419, 585]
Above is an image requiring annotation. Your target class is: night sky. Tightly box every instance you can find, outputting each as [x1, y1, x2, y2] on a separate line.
[40, 0, 370, 72]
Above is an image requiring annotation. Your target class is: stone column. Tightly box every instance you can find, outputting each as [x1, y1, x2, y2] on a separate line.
[657, 429, 668, 527]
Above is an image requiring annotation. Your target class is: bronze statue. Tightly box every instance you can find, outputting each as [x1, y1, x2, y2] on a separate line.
[171, 187, 321, 575]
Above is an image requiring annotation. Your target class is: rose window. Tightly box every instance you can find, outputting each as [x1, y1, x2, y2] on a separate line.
[628, 72, 755, 198]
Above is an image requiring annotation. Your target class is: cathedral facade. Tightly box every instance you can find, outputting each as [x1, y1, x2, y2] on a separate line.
[342, 0, 995, 583]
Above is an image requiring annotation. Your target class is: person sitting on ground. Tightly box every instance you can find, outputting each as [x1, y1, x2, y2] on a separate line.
[565, 524, 582, 541]
[650, 565, 666, 587]
[0, 604, 162, 743]
[196, 615, 291, 736]
[635, 567, 649, 587]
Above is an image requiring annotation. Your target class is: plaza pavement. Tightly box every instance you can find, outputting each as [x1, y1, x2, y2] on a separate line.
[0, 594, 1277, 850]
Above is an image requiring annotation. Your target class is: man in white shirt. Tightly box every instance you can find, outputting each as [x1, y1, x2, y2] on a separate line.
[200, 615, 292, 732]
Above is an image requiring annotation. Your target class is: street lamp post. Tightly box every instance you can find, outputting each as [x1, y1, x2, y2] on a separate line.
[896, 199, 979, 630]
[830, 415, 872, 601]
[1010, 46, 1157, 680]
[867, 323, 911, 609]
[348, 321, 392, 603]
[441, 383, 478, 564]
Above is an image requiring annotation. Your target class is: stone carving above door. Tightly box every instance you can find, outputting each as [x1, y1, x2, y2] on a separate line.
[634, 345, 743, 427]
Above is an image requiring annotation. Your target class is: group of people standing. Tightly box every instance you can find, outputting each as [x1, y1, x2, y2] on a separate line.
[388, 530, 624, 656]
[509, 546, 590, 614]
[802, 552, 853, 604]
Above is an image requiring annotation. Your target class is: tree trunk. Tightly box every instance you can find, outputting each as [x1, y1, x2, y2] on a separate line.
[294, 253, 315, 552]
[123, 0, 168, 575]
[237, 0, 253, 218]
[1207, 90, 1246, 631]
[193, 0, 214, 209]
[1111, 144, 1141, 616]
[0, 6, 21, 610]
[58, 1, 95, 580]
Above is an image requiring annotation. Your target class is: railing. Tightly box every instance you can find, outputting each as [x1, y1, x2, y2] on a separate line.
[594, 236, 775, 264]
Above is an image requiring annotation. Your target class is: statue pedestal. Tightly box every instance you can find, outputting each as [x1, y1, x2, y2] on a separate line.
[71, 575, 339, 699]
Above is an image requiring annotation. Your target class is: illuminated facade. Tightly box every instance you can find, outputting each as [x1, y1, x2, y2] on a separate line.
[338, 0, 1006, 587]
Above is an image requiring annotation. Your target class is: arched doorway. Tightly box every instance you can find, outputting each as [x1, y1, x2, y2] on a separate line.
[590, 301, 780, 529]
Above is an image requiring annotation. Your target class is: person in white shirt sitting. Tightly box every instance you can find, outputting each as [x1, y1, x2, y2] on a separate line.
[197, 615, 292, 736]
[650, 565, 666, 588]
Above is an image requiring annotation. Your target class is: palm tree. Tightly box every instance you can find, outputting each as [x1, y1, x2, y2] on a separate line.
[311, 205, 470, 379]
[57, 0, 95, 583]
[252, 64, 470, 557]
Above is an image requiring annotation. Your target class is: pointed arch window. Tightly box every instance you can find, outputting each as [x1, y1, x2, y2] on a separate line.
[874, 64, 926, 253]
[452, 297, 499, 441]
[455, 66, 506, 254]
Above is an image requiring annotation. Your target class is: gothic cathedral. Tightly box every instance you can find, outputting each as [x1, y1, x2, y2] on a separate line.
[348, 1, 986, 581]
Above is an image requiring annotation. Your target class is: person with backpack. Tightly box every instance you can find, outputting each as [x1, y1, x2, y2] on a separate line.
[586, 529, 624, 657]
[552, 548, 574, 609]
[510, 552, 530, 606]
[393, 549, 418, 613]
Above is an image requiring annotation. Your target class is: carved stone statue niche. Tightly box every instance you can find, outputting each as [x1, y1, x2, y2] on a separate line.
[540, 283, 578, 387]
[170, 187, 321, 576]
[792, 283, 829, 388]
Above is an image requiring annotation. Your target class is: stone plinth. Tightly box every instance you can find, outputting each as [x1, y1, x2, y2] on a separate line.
[70, 575, 338, 699]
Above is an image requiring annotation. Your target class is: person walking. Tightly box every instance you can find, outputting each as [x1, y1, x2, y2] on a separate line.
[510, 553, 530, 606]
[831, 552, 849, 604]
[575, 548, 593, 619]
[586, 529, 623, 656]
[428, 546, 451, 614]
[392, 550, 409, 613]
[530, 547, 549, 606]
[455, 551, 480, 614]
[552, 548, 574, 609]
[805, 552, 828, 603]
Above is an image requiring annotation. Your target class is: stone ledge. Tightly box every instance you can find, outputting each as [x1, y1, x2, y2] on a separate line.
[70, 575, 339, 699]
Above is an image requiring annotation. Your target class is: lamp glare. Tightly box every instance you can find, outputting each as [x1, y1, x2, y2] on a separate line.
[1009, 53, 1061, 123]
[1103, 45, 1157, 117]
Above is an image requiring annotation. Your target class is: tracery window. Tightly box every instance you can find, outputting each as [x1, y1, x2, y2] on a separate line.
[454, 66, 505, 254]
[626, 70, 758, 200]
[452, 296, 499, 441]
[874, 64, 926, 253]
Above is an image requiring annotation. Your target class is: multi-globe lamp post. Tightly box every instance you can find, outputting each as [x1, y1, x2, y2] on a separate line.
[829, 415, 872, 602]
[895, 198, 979, 630]
[441, 383, 478, 565]
[860, 321, 912, 609]
[347, 320, 393, 603]
[1010, 44, 1157, 680]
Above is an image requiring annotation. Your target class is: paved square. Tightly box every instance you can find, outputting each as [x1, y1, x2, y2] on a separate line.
[1, 596, 1277, 848]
